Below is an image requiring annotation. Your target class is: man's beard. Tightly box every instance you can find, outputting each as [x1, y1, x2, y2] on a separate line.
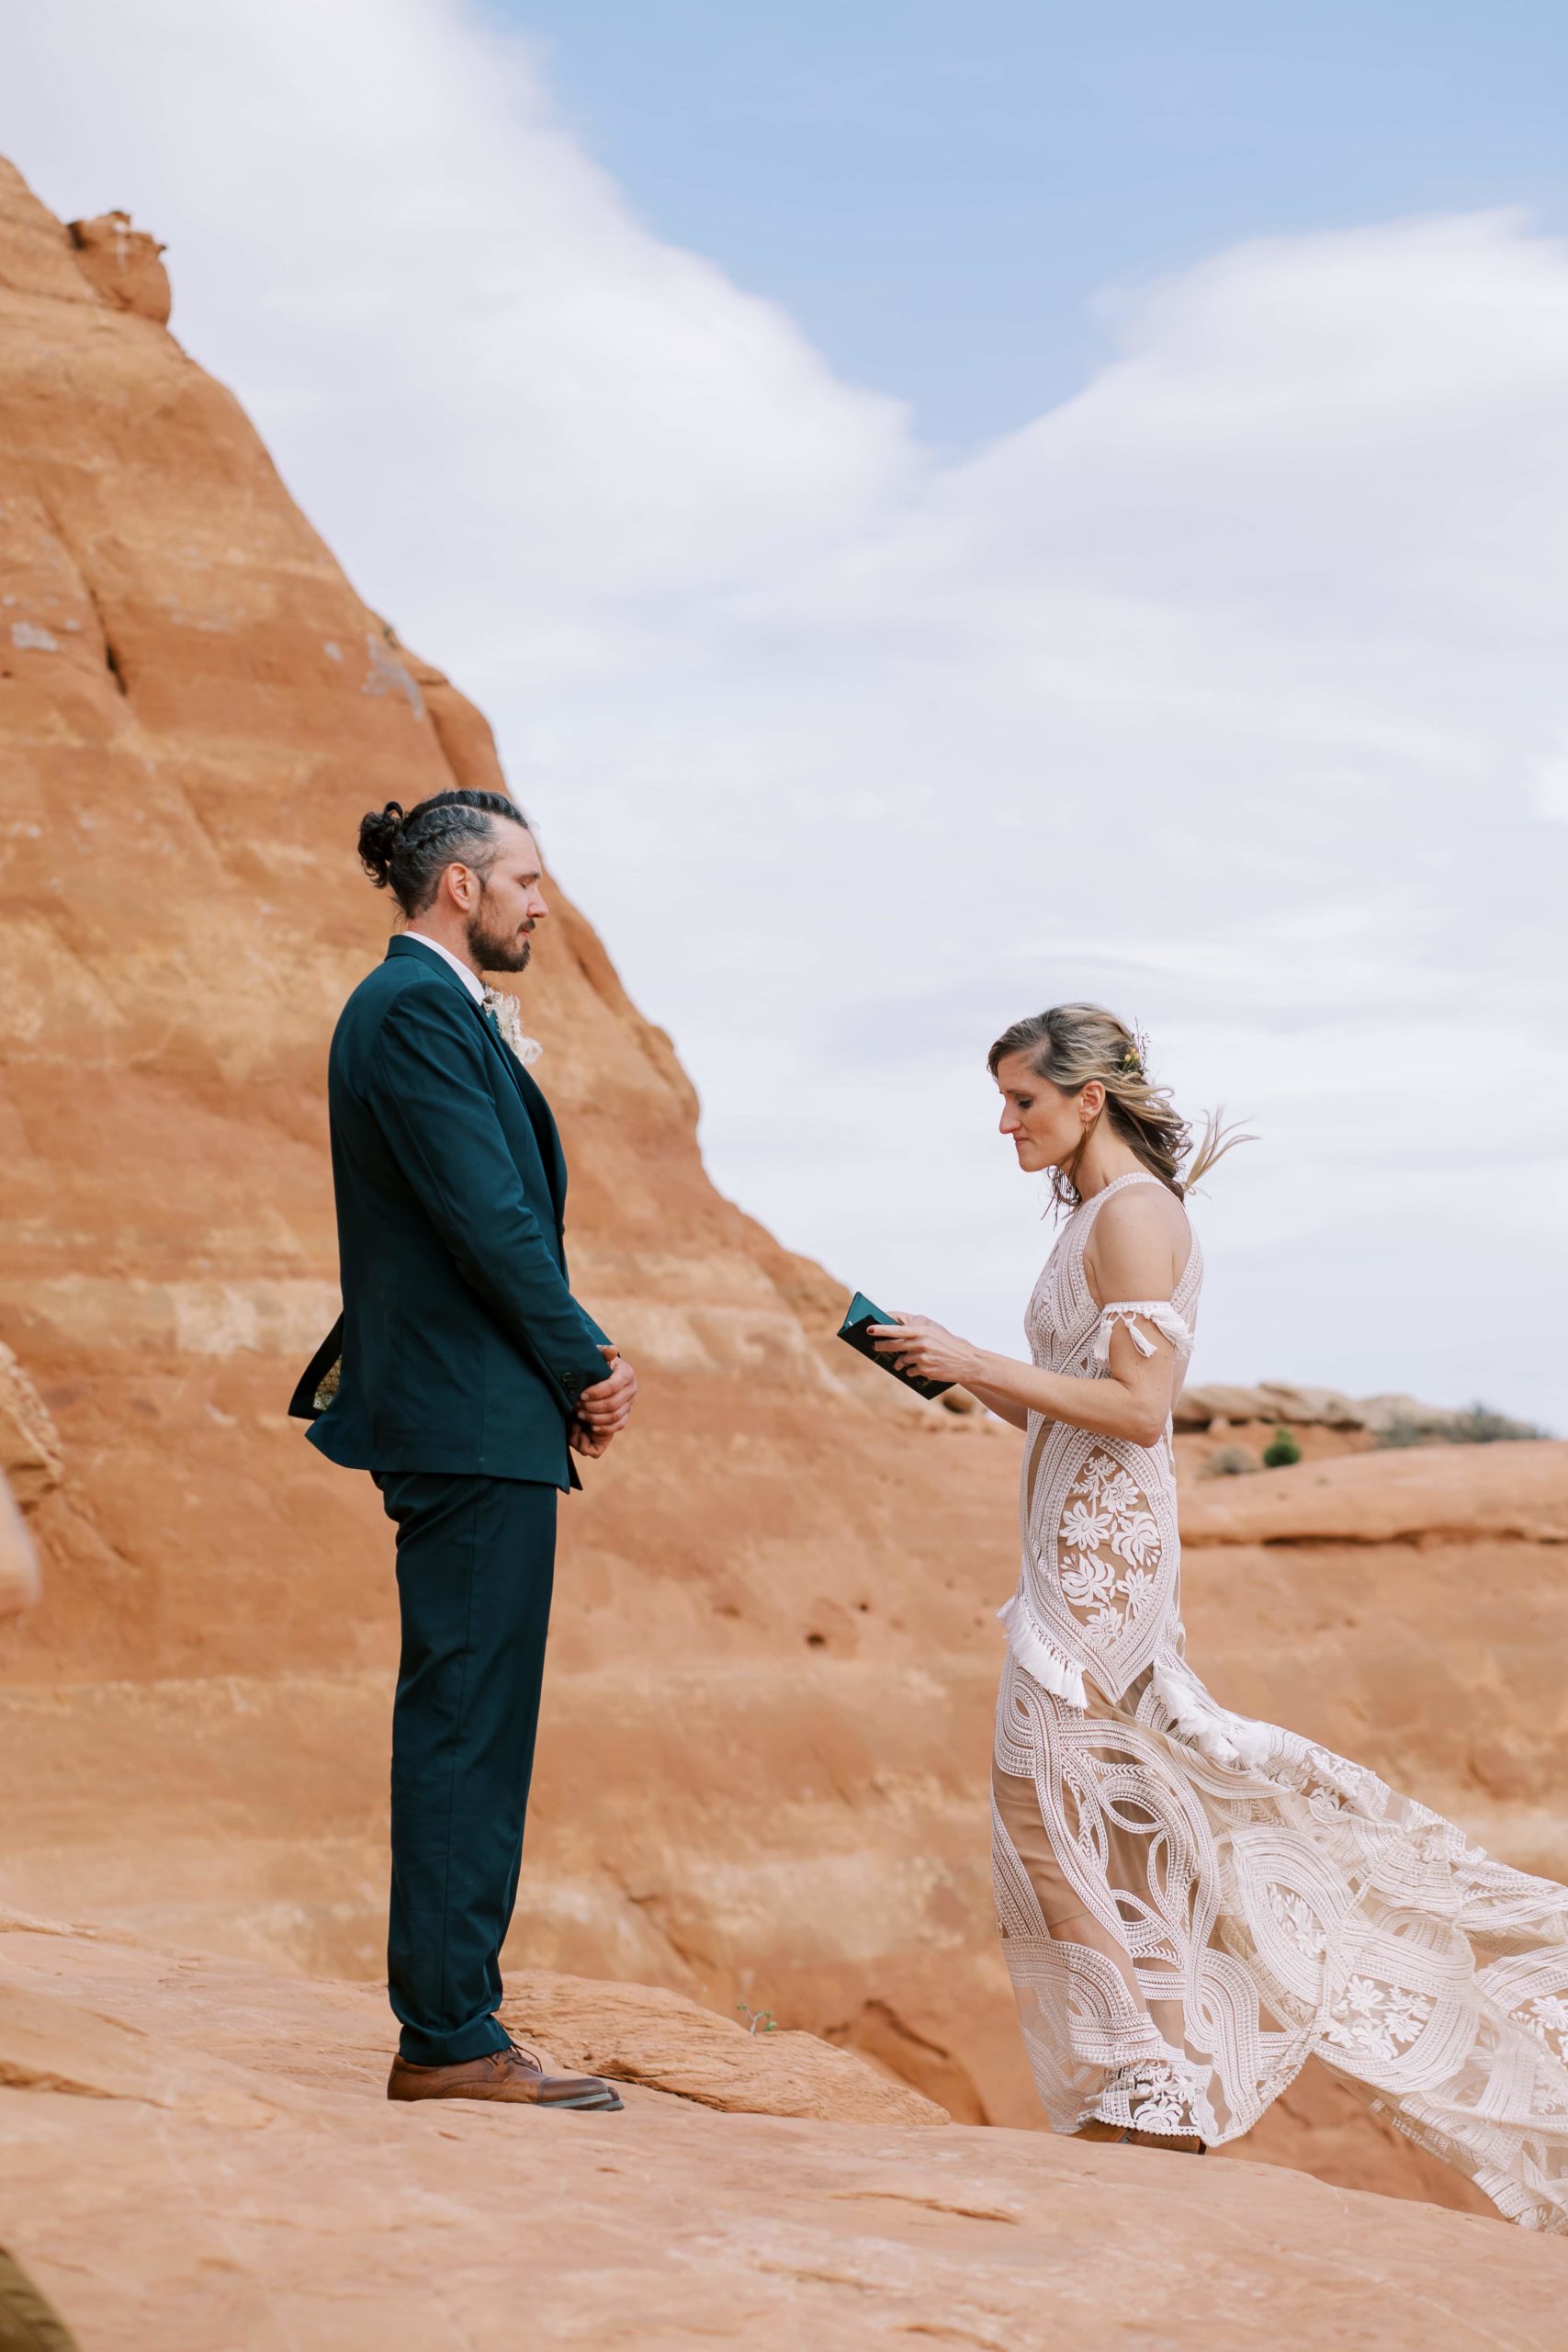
[465, 887, 532, 975]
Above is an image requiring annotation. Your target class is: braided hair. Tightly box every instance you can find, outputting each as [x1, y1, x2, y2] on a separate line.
[356, 789, 530, 917]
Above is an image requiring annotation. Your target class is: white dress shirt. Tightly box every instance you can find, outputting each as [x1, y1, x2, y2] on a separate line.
[402, 930, 485, 1005]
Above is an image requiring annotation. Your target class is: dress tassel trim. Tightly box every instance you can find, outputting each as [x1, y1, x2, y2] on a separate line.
[1151, 1658, 1277, 1773]
[1092, 1301, 1195, 1365]
[997, 1593, 1088, 1709]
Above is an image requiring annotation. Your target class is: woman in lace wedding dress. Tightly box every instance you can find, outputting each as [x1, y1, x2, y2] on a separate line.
[874, 1003, 1568, 2231]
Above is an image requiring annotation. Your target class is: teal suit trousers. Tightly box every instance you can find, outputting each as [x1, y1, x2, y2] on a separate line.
[378, 1471, 558, 2067]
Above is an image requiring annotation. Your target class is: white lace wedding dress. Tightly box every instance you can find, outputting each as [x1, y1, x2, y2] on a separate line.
[991, 1170, 1568, 2230]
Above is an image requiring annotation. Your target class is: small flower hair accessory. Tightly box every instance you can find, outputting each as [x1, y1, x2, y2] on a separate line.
[1118, 1021, 1151, 1079]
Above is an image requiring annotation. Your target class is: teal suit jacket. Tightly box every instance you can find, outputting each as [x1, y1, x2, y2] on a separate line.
[290, 935, 608, 1489]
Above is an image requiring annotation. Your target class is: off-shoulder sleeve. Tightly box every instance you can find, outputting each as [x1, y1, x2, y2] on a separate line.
[1091, 1300, 1195, 1366]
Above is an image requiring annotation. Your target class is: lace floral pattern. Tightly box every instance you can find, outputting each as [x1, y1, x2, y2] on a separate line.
[1527, 1996, 1568, 2054]
[1325, 1978, 1436, 2065]
[1058, 1452, 1162, 1633]
[991, 1174, 1568, 2232]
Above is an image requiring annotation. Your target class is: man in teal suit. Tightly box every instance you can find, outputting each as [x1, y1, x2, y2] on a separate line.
[292, 787, 636, 2110]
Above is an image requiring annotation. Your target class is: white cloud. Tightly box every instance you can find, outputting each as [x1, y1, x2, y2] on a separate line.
[6, 0, 1567, 1422]
[1529, 729, 1568, 823]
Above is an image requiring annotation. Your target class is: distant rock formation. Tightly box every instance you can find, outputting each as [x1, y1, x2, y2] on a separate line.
[1176, 1380, 1525, 1438]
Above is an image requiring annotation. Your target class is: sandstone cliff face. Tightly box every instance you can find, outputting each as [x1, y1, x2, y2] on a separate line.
[1, 157, 1563, 2232]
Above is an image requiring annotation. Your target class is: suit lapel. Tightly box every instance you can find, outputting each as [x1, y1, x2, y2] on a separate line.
[473, 1009, 569, 1227]
[386, 935, 567, 1229]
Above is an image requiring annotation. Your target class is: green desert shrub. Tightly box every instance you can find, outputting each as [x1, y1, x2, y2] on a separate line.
[1201, 1442, 1258, 1478]
[1262, 1425, 1303, 1468]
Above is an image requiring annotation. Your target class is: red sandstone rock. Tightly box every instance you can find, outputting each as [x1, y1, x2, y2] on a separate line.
[0, 1342, 62, 1510]
[1180, 1436, 1568, 1546]
[503, 1967, 948, 2123]
[66, 209, 171, 322]
[2, 1917, 1561, 2350]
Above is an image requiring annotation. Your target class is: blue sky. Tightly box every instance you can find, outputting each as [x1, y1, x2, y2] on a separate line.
[492, 0, 1568, 447]
[9, 0, 1568, 1422]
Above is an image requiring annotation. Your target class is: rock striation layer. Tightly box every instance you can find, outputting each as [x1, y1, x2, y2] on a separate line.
[2, 155, 1565, 2233]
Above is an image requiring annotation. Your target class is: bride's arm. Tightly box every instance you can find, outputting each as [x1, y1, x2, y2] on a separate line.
[870, 1189, 1187, 1446]
[874, 1326, 1175, 1445]
[955, 1376, 1030, 1430]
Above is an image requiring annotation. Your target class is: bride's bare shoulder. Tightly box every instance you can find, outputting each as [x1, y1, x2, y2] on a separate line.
[1084, 1180, 1191, 1292]
[1094, 1179, 1190, 1235]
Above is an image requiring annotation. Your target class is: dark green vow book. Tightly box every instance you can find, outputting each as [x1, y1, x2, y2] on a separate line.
[836, 1291, 953, 1401]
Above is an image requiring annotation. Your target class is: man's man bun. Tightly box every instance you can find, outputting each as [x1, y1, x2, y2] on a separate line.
[353, 788, 530, 919]
[357, 801, 406, 889]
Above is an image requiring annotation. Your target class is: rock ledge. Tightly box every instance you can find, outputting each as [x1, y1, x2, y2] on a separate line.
[2, 1916, 1562, 2350]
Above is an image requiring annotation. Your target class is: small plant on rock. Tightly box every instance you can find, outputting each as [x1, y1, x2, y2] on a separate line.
[1201, 1442, 1258, 1478]
[736, 2003, 778, 2036]
[1262, 1425, 1303, 1468]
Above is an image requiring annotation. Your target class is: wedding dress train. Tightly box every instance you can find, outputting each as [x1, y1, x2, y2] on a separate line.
[991, 1170, 1568, 2231]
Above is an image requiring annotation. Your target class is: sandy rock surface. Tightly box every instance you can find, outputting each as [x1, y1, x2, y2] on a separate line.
[0, 1344, 62, 1511]
[3, 1917, 1562, 2352]
[1181, 1437, 1568, 1545]
[503, 1968, 947, 2124]
[1, 148, 1565, 2248]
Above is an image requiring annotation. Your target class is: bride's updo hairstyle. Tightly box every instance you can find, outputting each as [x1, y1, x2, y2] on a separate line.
[987, 1001, 1247, 1212]
[357, 788, 531, 919]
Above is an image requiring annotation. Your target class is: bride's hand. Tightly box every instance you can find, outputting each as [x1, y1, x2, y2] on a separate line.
[867, 1314, 985, 1385]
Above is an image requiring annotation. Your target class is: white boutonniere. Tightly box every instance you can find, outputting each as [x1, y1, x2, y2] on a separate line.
[481, 986, 543, 1067]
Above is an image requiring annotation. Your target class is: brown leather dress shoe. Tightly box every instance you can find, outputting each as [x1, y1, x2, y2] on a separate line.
[387, 2039, 623, 2110]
